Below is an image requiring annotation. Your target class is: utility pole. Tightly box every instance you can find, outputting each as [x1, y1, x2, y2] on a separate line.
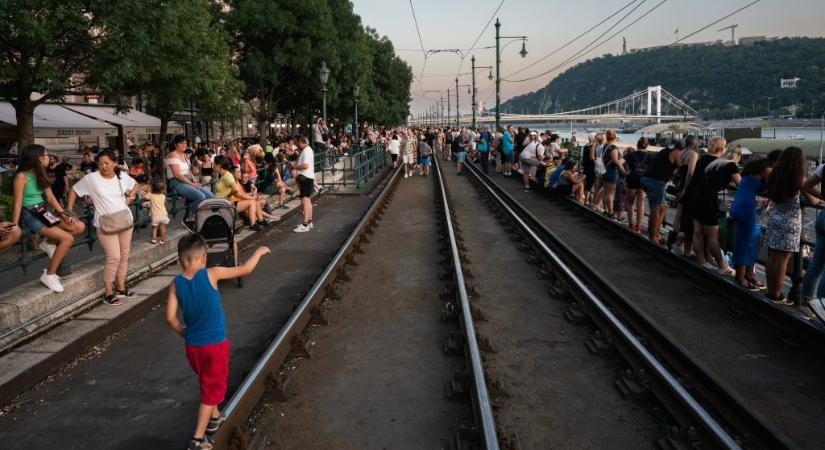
[472, 56, 477, 129]
[495, 19, 501, 130]
[455, 77, 460, 127]
[447, 88, 451, 128]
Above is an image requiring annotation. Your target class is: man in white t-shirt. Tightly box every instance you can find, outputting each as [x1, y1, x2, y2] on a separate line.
[292, 136, 315, 233]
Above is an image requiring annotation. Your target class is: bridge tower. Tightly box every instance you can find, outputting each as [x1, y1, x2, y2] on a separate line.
[647, 86, 662, 123]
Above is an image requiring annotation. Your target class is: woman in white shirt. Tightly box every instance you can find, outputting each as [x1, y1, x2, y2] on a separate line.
[67, 150, 138, 306]
[388, 134, 400, 168]
[164, 135, 213, 225]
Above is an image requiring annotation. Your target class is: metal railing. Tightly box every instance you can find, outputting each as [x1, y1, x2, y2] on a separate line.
[314, 143, 387, 191]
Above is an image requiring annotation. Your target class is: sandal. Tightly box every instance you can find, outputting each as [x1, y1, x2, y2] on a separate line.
[115, 288, 135, 299]
[717, 266, 735, 277]
[103, 294, 123, 306]
[767, 294, 795, 307]
[746, 278, 766, 291]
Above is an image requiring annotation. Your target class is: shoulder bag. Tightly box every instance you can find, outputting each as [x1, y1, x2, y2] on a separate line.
[99, 176, 133, 234]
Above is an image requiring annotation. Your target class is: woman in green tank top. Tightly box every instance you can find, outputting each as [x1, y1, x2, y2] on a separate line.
[12, 144, 86, 293]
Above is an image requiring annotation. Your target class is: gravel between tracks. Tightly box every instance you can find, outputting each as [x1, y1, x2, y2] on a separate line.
[258, 172, 470, 449]
[441, 163, 661, 448]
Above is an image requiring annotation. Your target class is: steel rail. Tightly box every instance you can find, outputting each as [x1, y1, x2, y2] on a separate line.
[433, 156, 499, 449]
[463, 162, 744, 450]
[212, 165, 403, 449]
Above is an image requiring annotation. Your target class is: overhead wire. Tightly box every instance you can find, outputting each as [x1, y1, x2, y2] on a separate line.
[503, 0, 641, 79]
[504, 0, 667, 84]
[449, 0, 506, 89]
[671, 0, 761, 46]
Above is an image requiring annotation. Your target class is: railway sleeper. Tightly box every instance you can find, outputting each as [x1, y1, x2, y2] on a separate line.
[308, 305, 329, 326]
[497, 430, 522, 450]
[453, 424, 482, 450]
[443, 330, 463, 354]
[564, 301, 589, 323]
[228, 425, 251, 450]
[289, 334, 313, 359]
[442, 301, 459, 322]
[655, 426, 702, 450]
[585, 329, 614, 355]
[265, 371, 292, 402]
[614, 368, 651, 400]
[445, 368, 471, 400]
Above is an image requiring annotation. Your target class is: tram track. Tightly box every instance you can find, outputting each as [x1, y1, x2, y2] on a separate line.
[462, 161, 794, 449]
[214, 158, 498, 449]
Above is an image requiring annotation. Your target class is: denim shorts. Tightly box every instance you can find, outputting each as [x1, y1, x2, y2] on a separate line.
[420, 157, 432, 166]
[641, 177, 666, 208]
[19, 203, 46, 234]
[502, 152, 514, 163]
[455, 151, 467, 164]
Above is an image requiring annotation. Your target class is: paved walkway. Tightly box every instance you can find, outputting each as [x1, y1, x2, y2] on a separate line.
[0, 194, 375, 450]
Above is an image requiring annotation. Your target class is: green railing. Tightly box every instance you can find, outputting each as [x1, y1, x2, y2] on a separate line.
[313, 143, 387, 191]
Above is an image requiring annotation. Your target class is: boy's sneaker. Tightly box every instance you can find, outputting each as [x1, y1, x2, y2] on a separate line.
[38, 241, 56, 259]
[188, 436, 213, 450]
[206, 415, 225, 434]
[40, 270, 64, 293]
[293, 224, 311, 233]
[150, 238, 158, 244]
[308, 222, 314, 229]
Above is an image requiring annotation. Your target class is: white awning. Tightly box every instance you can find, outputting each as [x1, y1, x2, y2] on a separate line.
[0, 102, 117, 138]
[61, 104, 182, 135]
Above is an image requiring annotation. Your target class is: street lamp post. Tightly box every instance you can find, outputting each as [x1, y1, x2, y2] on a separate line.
[471, 55, 493, 129]
[353, 84, 360, 144]
[495, 19, 528, 130]
[455, 77, 471, 127]
[319, 61, 330, 123]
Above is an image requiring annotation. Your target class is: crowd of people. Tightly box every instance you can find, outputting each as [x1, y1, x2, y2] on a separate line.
[0, 130, 325, 297]
[388, 123, 825, 318]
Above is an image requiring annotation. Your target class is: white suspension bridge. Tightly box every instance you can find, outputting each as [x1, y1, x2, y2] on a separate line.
[410, 86, 698, 127]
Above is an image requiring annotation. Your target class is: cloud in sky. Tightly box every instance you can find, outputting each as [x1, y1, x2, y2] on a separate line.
[352, 0, 825, 114]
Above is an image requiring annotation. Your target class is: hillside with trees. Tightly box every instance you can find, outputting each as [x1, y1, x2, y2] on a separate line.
[499, 37, 825, 120]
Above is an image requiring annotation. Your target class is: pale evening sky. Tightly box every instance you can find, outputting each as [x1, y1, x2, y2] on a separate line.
[351, 0, 825, 115]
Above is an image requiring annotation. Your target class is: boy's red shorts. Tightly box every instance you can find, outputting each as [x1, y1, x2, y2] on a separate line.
[185, 340, 230, 406]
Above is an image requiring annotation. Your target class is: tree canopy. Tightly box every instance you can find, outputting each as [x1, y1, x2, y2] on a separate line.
[500, 37, 825, 120]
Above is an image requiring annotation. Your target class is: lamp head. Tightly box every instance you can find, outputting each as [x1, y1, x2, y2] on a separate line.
[488, 70, 493, 81]
[519, 41, 528, 58]
[353, 84, 360, 97]
[319, 61, 330, 85]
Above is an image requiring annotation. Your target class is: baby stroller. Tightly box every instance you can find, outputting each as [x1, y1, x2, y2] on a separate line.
[194, 198, 242, 287]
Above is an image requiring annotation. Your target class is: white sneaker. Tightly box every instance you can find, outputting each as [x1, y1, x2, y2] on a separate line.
[38, 241, 56, 259]
[40, 270, 64, 293]
[293, 224, 311, 233]
[308, 222, 314, 229]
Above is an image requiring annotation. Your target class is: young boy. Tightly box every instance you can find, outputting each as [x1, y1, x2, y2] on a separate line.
[165, 234, 270, 450]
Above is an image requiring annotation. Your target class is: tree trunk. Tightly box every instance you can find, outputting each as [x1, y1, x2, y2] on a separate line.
[159, 114, 169, 153]
[257, 120, 268, 143]
[14, 95, 35, 149]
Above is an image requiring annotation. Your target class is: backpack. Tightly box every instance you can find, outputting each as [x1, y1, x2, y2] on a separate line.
[594, 144, 607, 177]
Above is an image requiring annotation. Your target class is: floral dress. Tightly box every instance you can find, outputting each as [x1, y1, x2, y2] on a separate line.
[766, 193, 802, 252]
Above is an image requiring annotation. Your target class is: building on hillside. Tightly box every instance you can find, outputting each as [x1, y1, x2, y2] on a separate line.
[739, 36, 779, 45]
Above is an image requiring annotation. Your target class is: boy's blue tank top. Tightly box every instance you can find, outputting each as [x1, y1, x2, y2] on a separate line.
[174, 268, 226, 346]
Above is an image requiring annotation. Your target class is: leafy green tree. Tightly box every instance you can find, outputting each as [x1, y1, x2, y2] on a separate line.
[0, 0, 127, 147]
[360, 28, 412, 126]
[94, 0, 242, 145]
[500, 37, 825, 120]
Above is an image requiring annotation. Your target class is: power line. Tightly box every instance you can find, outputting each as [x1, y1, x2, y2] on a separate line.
[408, 0, 428, 94]
[505, 0, 667, 84]
[503, 0, 641, 79]
[449, 0, 506, 87]
[671, 0, 760, 46]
